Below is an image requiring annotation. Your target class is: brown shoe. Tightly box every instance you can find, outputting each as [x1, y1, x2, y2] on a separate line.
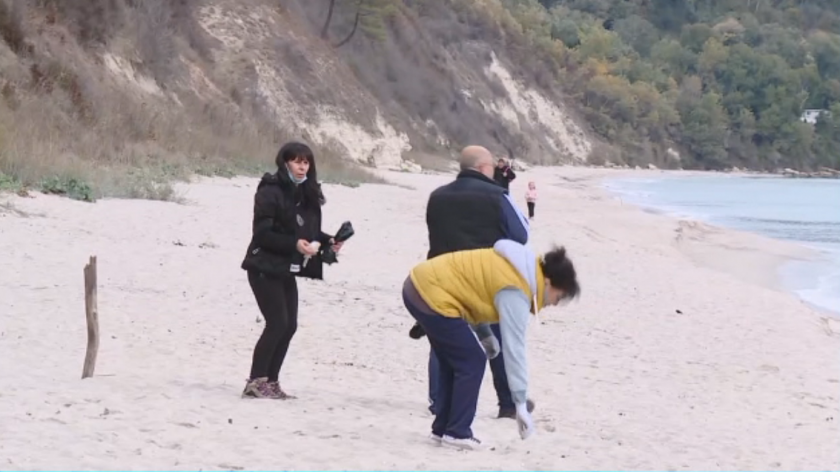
[268, 381, 296, 399]
[242, 377, 282, 399]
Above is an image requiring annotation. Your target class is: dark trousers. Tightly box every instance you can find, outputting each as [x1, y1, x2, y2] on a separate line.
[527, 201, 535, 218]
[403, 290, 486, 439]
[248, 271, 298, 382]
[428, 324, 513, 412]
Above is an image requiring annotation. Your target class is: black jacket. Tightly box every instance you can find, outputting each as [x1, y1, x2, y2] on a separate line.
[493, 165, 516, 190]
[425, 170, 528, 260]
[241, 172, 332, 279]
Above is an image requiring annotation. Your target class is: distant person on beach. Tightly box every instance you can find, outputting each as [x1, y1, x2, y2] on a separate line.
[409, 145, 533, 420]
[493, 158, 516, 190]
[525, 181, 537, 220]
[402, 241, 580, 450]
[239, 142, 344, 399]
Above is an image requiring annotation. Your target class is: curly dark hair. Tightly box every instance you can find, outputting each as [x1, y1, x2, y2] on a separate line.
[540, 246, 580, 301]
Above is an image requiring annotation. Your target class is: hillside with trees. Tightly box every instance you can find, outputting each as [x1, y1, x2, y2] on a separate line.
[496, 0, 840, 170]
[1, 0, 838, 201]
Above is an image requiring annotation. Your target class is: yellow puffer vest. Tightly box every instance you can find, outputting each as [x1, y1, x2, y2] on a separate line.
[409, 248, 546, 325]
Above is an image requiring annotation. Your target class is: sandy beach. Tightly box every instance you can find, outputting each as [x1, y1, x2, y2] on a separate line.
[1, 166, 838, 471]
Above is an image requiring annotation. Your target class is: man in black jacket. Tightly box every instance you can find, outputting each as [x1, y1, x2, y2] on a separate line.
[412, 145, 534, 419]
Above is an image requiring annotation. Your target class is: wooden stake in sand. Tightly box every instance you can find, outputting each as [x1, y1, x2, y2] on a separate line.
[82, 256, 99, 379]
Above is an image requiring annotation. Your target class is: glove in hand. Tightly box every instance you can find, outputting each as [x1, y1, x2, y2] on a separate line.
[479, 335, 500, 359]
[515, 402, 535, 439]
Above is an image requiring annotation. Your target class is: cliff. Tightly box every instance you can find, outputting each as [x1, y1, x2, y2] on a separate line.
[0, 0, 593, 199]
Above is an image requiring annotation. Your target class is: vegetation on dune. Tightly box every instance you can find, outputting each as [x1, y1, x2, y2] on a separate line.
[2, 0, 839, 204]
[328, 0, 840, 170]
[0, 0, 386, 202]
[471, 0, 840, 170]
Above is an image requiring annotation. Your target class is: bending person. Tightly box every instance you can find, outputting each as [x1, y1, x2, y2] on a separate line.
[402, 240, 580, 450]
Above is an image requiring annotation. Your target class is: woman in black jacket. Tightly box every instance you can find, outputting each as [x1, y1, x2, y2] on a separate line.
[240, 142, 342, 399]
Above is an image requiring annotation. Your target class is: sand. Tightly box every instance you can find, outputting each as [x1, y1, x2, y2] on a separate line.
[1, 167, 838, 471]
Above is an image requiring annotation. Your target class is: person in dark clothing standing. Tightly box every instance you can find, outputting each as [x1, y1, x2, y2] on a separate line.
[240, 142, 344, 399]
[411, 145, 534, 419]
[493, 158, 516, 190]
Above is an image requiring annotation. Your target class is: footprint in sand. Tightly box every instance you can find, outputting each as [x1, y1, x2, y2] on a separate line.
[218, 464, 244, 470]
[536, 417, 556, 432]
[42, 417, 67, 425]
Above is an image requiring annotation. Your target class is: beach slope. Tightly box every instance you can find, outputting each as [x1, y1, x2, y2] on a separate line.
[1, 167, 838, 470]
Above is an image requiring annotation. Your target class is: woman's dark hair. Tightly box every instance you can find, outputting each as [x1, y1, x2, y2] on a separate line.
[540, 246, 580, 301]
[275, 141, 322, 208]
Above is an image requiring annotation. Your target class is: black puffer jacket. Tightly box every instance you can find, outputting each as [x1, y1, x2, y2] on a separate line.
[241, 172, 332, 279]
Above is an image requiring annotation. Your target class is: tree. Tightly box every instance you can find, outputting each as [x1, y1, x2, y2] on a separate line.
[577, 27, 626, 61]
[648, 0, 695, 33]
[584, 74, 638, 124]
[697, 37, 728, 79]
[711, 17, 745, 42]
[320, 0, 337, 39]
[320, 0, 397, 47]
[550, 17, 581, 48]
[757, 24, 808, 68]
[813, 103, 840, 168]
[491, 0, 840, 170]
[357, 0, 398, 42]
[614, 14, 658, 57]
[809, 31, 840, 80]
[678, 91, 730, 167]
[680, 23, 713, 53]
[505, 0, 552, 41]
[650, 38, 695, 79]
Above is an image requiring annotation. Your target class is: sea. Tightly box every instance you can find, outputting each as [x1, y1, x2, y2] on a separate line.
[603, 174, 840, 315]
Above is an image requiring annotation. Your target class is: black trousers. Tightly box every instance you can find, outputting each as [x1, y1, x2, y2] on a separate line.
[527, 201, 535, 218]
[248, 271, 298, 382]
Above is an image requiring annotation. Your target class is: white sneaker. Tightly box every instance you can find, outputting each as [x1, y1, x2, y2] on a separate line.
[428, 433, 443, 446]
[442, 435, 482, 451]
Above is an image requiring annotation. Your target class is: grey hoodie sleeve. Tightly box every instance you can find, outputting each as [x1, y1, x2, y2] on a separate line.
[494, 287, 531, 405]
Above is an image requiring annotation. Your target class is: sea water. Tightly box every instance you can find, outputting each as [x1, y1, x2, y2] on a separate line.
[603, 174, 840, 315]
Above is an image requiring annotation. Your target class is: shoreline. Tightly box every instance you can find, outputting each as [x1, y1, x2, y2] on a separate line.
[589, 167, 840, 317]
[585, 163, 840, 180]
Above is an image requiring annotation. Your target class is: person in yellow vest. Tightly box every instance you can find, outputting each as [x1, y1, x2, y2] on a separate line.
[401, 239, 580, 450]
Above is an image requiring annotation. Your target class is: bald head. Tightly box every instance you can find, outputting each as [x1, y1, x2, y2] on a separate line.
[459, 145, 494, 178]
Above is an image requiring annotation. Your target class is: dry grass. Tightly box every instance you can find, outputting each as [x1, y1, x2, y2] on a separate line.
[0, 0, 387, 203]
[0, 96, 386, 202]
[402, 150, 456, 173]
[0, 98, 386, 202]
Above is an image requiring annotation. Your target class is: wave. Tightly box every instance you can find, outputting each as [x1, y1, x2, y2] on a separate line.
[730, 217, 840, 245]
[602, 175, 840, 314]
[733, 216, 840, 228]
[785, 259, 840, 314]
